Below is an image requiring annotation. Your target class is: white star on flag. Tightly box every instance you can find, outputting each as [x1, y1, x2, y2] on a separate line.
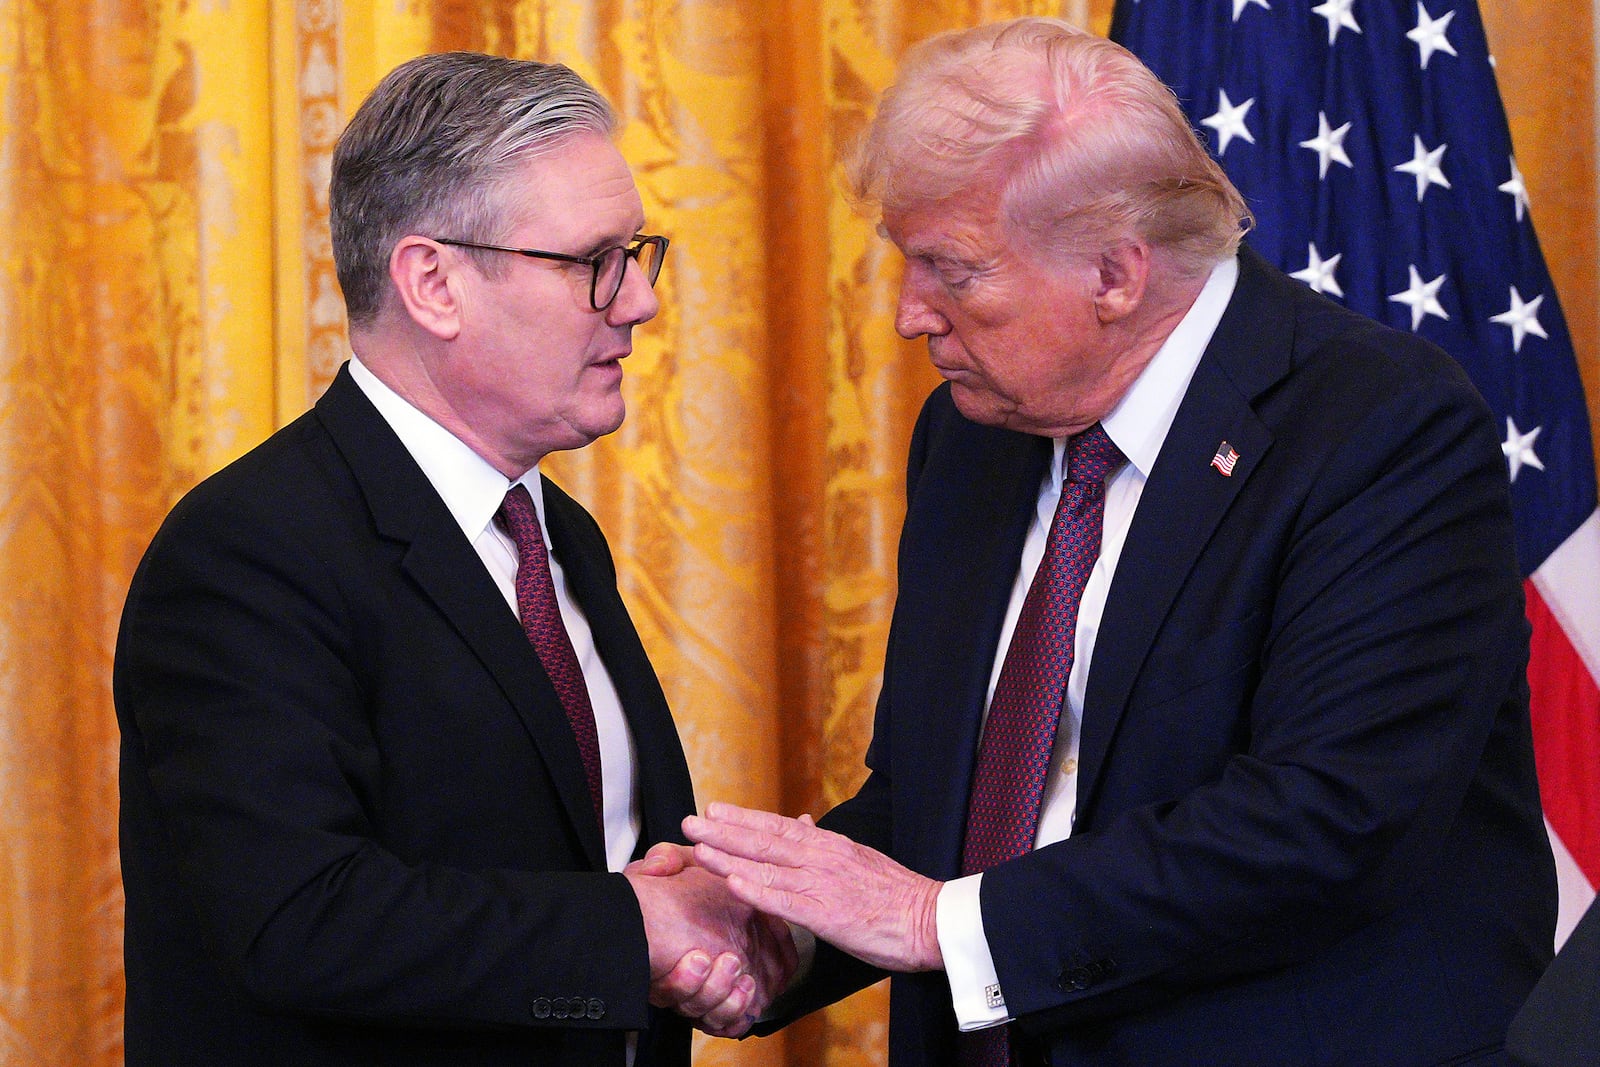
[1312, 0, 1362, 44]
[1490, 286, 1549, 352]
[1502, 416, 1545, 482]
[1408, 2, 1458, 69]
[1499, 157, 1529, 222]
[1291, 244, 1344, 297]
[1395, 135, 1451, 201]
[1233, 0, 1270, 21]
[1389, 265, 1450, 330]
[1300, 112, 1354, 179]
[1202, 89, 1257, 155]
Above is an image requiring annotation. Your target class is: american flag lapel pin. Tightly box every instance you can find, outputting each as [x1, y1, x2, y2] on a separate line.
[1210, 441, 1240, 477]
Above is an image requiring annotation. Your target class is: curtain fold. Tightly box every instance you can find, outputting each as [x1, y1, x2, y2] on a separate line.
[0, 1, 1588, 1064]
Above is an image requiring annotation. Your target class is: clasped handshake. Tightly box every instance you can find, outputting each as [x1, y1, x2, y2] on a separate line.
[621, 803, 946, 1037]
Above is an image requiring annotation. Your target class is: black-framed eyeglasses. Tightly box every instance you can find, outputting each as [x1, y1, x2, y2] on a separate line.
[433, 234, 669, 311]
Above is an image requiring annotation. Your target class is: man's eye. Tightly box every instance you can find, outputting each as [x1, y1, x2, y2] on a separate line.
[940, 268, 978, 292]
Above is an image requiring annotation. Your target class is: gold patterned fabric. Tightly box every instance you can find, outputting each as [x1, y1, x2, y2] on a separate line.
[0, 1, 1591, 1064]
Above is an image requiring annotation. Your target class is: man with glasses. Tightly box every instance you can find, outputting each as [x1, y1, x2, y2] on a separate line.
[114, 52, 789, 1067]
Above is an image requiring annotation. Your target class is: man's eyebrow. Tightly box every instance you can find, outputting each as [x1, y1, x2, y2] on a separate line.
[576, 226, 647, 258]
[569, 237, 615, 259]
[884, 232, 956, 262]
[876, 224, 985, 269]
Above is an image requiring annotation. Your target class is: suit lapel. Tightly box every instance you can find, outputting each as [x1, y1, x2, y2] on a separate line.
[1077, 249, 1292, 816]
[314, 368, 609, 868]
[542, 480, 695, 850]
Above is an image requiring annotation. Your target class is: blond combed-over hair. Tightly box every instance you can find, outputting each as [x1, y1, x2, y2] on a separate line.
[849, 18, 1250, 277]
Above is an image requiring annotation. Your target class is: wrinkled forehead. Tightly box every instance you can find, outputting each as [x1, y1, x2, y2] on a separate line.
[880, 183, 1005, 257]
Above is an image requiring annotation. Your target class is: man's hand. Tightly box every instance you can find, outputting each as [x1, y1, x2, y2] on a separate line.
[624, 845, 798, 1037]
[683, 803, 944, 973]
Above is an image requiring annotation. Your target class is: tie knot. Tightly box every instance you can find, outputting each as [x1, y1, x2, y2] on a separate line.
[1066, 423, 1125, 486]
[498, 483, 545, 552]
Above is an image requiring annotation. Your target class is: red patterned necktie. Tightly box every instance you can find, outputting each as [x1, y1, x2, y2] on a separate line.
[498, 484, 605, 827]
[957, 423, 1125, 1067]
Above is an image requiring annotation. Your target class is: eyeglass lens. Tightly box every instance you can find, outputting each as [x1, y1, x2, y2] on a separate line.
[594, 237, 667, 310]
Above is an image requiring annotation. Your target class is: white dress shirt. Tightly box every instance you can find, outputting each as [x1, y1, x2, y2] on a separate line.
[936, 256, 1240, 1029]
[348, 357, 642, 873]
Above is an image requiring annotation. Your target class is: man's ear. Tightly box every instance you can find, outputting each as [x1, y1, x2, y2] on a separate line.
[1094, 242, 1151, 324]
[390, 236, 463, 340]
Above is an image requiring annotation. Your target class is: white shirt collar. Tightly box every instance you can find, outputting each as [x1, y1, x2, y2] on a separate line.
[346, 355, 545, 540]
[1093, 254, 1240, 478]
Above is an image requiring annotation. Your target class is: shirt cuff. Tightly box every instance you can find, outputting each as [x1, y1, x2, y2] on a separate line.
[936, 873, 1010, 1031]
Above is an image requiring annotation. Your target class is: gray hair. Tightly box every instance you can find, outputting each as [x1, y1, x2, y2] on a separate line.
[850, 18, 1249, 277]
[331, 52, 616, 328]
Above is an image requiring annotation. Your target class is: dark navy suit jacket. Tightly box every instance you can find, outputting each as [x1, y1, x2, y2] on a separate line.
[116, 365, 696, 1065]
[1508, 896, 1600, 1067]
[798, 247, 1557, 1066]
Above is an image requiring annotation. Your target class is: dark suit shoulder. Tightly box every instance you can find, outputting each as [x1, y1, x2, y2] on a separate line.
[1223, 246, 1484, 416]
[154, 407, 357, 542]
[1278, 263, 1484, 405]
[906, 383, 1048, 493]
[541, 477, 608, 548]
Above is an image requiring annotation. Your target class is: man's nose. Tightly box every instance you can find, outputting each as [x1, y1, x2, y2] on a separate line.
[608, 255, 660, 326]
[895, 270, 948, 339]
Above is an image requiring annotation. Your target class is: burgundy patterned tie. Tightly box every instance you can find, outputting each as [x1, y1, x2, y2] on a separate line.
[498, 484, 605, 827]
[957, 424, 1125, 1067]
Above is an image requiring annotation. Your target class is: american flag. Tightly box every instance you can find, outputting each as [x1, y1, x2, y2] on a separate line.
[1211, 441, 1241, 476]
[1112, 0, 1600, 946]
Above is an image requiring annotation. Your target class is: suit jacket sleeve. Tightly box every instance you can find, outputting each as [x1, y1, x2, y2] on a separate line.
[771, 396, 960, 1023]
[115, 418, 658, 1032]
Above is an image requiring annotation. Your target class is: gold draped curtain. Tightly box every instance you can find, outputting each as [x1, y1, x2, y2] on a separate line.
[1, 1, 1592, 1065]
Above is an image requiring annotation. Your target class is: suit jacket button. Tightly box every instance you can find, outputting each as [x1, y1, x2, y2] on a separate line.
[552, 996, 572, 1019]
[1058, 966, 1091, 991]
[586, 998, 606, 1020]
[531, 997, 552, 1019]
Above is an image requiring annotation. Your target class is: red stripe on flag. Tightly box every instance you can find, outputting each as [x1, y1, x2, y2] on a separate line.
[1525, 580, 1600, 886]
